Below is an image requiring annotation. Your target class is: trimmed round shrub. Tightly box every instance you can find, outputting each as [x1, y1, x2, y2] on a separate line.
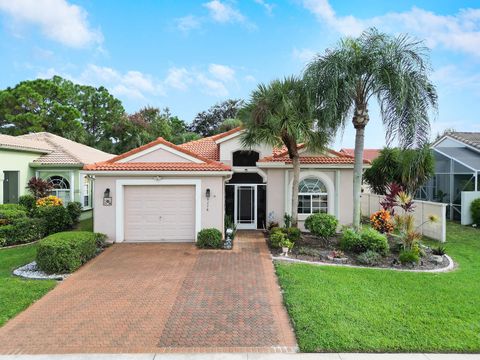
[471, 198, 480, 225]
[357, 250, 382, 266]
[19, 194, 37, 213]
[304, 213, 338, 239]
[0, 217, 46, 246]
[285, 227, 301, 242]
[340, 227, 389, 255]
[399, 249, 420, 265]
[66, 202, 82, 224]
[360, 228, 390, 255]
[36, 231, 100, 274]
[35, 205, 72, 235]
[196, 228, 223, 249]
[269, 229, 286, 248]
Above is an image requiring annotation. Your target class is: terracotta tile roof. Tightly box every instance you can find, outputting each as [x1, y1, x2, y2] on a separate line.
[17, 132, 113, 165]
[86, 136, 231, 172]
[258, 155, 360, 164]
[178, 127, 243, 161]
[340, 148, 381, 162]
[0, 134, 52, 153]
[445, 132, 480, 151]
[83, 162, 229, 171]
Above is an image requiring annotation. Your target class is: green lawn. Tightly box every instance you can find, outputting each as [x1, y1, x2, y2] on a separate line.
[276, 222, 480, 352]
[76, 217, 93, 232]
[0, 244, 56, 326]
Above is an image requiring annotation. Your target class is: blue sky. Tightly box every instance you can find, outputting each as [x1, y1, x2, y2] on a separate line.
[0, 0, 479, 149]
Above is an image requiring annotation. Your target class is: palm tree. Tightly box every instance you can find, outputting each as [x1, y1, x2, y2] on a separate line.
[304, 28, 438, 229]
[239, 76, 337, 227]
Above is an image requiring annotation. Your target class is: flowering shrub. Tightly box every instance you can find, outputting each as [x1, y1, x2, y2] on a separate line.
[36, 195, 63, 207]
[370, 209, 394, 234]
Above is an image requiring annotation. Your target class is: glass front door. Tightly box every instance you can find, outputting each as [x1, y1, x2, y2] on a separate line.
[235, 185, 256, 229]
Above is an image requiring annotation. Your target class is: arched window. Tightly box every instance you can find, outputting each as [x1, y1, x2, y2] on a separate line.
[232, 150, 259, 167]
[298, 177, 328, 214]
[47, 176, 70, 204]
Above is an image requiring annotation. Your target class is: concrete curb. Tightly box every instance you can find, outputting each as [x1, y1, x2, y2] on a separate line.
[272, 254, 455, 273]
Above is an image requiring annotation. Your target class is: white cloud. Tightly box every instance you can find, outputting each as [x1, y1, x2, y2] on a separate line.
[209, 64, 235, 82]
[301, 0, 480, 57]
[0, 0, 102, 48]
[176, 15, 201, 33]
[254, 0, 274, 15]
[244, 74, 256, 82]
[197, 73, 229, 97]
[164, 67, 193, 91]
[203, 0, 245, 23]
[292, 47, 316, 63]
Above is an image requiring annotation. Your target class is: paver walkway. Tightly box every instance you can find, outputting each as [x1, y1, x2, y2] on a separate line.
[0, 232, 297, 354]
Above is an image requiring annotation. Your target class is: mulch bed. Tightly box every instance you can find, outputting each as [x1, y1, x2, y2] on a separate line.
[268, 232, 450, 270]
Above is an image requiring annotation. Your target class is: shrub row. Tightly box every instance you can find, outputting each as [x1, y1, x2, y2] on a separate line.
[36, 231, 104, 274]
[340, 227, 389, 255]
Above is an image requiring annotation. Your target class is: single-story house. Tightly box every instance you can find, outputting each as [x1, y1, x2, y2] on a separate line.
[85, 127, 369, 243]
[0, 132, 113, 217]
[416, 131, 480, 221]
[340, 148, 381, 163]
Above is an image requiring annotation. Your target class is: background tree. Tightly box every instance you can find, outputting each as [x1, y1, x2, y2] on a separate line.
[239, 77, 337, 227]
[189, 99, 244, 136]
[364, 147, 434, 195]
[218, 118, 243, 133]
[305, 28, 438, 229]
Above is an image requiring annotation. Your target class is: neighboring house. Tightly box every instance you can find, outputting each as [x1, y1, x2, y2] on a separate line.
[0, 132, 113, 216]
[417, 132, 480, 221]
[85, 127, 369, 243]
[340, 148, 381, 162]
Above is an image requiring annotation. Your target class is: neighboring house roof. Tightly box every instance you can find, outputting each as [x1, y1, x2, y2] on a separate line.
[0, 134, 52, 153]
[179, 127, 242, 161]
[85, 136, 231, 172]
[340, 148, 380, 162]
[17, 132, 113, 166]
[443, 132, 480, 151]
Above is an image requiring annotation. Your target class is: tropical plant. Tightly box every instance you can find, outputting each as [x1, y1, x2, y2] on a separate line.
[240, 77, 337, 226]
[27, 177, 52, 199]
[305, 28, 438, 229]
[364, 147, 434, 195]
[432, 246, 446, 256]
[370, 209, 394, 234]
[36, 195, 63, 207]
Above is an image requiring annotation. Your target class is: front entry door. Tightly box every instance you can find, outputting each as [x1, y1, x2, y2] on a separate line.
[235, 185, 256, 229]
[3, 171, 19, 204]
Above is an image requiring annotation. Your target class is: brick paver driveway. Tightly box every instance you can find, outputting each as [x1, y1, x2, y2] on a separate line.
[0, 231, 297, 354]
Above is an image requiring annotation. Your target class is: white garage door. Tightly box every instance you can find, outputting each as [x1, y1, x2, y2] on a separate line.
[124, 185, 195, 242]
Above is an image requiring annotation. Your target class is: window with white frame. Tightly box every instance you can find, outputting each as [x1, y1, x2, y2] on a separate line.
[298, 177, 328, 214]
[82, 175, 91, 208]
[47, 176, 70, 204]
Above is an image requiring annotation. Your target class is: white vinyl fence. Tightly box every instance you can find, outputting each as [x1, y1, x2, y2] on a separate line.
[361, 193, 447, 242]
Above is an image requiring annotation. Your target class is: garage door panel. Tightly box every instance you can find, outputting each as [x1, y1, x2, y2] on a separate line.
[124, 185, 195, 242]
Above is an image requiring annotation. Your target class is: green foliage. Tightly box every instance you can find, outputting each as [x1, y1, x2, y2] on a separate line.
[36, 231, 99, 274]
[19, 195, 37, 213]
[0, 204, 27, 224]
[432, 246, 446, 256]
[399, 249, 420, 265]
[285, 227, 301, 242]
[364, 147, 435, 195]
[470, 198, 480, 225]
[357, 250, 382, 266]
[296, 247, 321, 258]
[304, 213, 338, 240]
[66, 202, 82, 225]
[189, 99, 244, 136]
[283, 213, 292, 228]
[35, 206, 72, 235]
[269, 229, 286, 249]
[218, 118, 242, 133]
[340, 227, 389, 255]
[280, 237, 294, 249]
[0, 217, 46, 246]
[196, 228, 223, 249]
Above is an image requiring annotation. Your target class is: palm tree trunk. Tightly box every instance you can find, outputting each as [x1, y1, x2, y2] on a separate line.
[291, 155, 300, 227]
[352, 106, 369, 230]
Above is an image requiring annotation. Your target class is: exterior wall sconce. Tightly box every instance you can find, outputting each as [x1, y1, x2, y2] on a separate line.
[103, 188, 112, 206]
[206, 188, 211, 199]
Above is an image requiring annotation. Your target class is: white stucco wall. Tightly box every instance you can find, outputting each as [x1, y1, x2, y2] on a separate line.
[93, 175, 226, 242]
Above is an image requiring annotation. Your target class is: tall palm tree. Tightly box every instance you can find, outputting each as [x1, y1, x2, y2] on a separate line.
[239, 76, 337, 227]
[304, 28, 438, 229]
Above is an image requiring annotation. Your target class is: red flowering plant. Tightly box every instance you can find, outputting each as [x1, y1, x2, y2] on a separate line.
[379, 182, 404, 215]
[370, 209, 394, 234]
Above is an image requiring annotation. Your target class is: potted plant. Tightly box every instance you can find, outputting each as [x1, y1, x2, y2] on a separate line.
[280, 237, 294, 257]
[327, 249, 348, 263]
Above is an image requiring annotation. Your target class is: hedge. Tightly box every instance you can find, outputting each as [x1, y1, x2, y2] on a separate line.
[0, 217, 46, 246]
[196, 228, 223, 249]
[36, 231, 103, 274]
